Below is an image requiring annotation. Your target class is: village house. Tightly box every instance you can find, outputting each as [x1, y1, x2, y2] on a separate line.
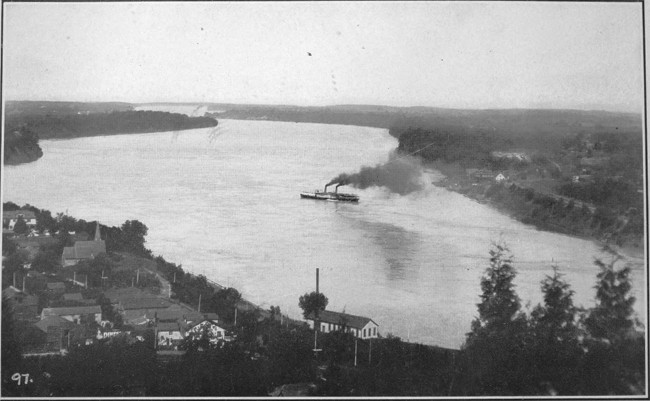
[61, 222, 106, 266]
[185, 318, 227, 345]
[157, 322, 185, 348]
[306, 310, 379, 340]
[495, 173, 507, 183]
[41, 305, 102, 325]
[3, 210, 37, 230]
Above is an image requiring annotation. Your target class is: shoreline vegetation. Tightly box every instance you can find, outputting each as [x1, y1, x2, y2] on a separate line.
[4, 100, 643, 265]
[3, 101, 218, 165]
[2, 202, 644, 396]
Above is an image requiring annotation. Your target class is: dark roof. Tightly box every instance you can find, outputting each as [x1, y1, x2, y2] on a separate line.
[120, 297, 171, 310]
[46, 282, 66, 290]
[34, 316, 74, 333]
[63, 293, 83, 301]
[103, 287, 149, 303]
[63, 240, 106, 260]
[3, 210, 36, 220]
[42, 305, 101, 317]
[157, 322, 181, 332]
[305, 310, 377, 330]
[203, 312, 220, 322]
[149, 307, 190, 322]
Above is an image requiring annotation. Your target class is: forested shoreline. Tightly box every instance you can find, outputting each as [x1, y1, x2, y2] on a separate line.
[4, 101, 218, 165]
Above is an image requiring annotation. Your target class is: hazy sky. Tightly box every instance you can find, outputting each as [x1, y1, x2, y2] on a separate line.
[2, 2, 644, 112]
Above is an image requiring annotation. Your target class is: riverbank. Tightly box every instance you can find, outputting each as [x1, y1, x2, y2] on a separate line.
[427, 162, 645, 261]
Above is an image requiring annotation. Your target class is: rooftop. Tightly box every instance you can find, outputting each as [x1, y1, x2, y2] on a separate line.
[34, 316, 74, 333]
[306, 310, 377, 330]
[120, 297, 172, 311]
[3, 210, 36, 220]
[63, 240, 106, 260]
[42, 305, 101, 317]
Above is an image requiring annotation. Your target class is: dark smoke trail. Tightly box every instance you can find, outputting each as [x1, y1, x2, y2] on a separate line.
[327, 153, 424, 195]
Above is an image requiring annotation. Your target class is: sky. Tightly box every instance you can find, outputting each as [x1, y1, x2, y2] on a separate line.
[2, 1, 645, 112]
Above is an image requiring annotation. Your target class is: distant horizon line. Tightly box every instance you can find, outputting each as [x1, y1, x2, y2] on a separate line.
[3, 98, 643, 116]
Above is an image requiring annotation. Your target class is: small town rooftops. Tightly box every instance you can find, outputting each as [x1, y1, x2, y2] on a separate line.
[41, 305, 101, 318]
[306, 310, 377, 330]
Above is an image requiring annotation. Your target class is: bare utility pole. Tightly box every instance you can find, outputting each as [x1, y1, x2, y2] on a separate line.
[22, 276, 26, 292]
[354, 337, 358, 366]
[313, 268, 322, 354]
[198, 294, 201, 313]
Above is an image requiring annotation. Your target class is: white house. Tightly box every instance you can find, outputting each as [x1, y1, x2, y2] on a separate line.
[185, 319, 227, 345]
[495, 173, 507, 183]
[3, 210, 37, 230]
[156, 322, 185, 348]
[306, 310, 379, 340]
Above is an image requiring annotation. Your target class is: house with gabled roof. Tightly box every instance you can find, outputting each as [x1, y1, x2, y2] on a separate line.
[185, 318, 227, 345]
[61, 222, 106, 266]
[3, 210, 37, 230]
[306, 310, 379, 339]
[41, 305, 102, 325]
[156, 321, 185, 349]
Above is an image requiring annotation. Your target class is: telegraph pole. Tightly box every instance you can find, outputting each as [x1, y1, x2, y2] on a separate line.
[313, 268, 322, 355]
[354, 337, 358, 367]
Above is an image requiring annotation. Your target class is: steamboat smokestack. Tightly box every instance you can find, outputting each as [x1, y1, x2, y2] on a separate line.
[324, 184, 329, 192]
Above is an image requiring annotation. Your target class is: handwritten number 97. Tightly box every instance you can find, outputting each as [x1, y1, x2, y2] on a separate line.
[11, 373, 32, 385]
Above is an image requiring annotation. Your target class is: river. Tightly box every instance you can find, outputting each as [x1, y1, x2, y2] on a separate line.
[3, 116, 645, 349]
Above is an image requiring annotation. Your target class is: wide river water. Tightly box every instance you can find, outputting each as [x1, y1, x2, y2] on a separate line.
[3, 116, 645, 349]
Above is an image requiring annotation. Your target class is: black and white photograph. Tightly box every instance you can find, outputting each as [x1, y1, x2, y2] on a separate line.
[1, 1, 647, 397]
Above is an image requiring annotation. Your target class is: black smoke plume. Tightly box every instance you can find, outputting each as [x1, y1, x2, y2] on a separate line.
[327, 154, 424, 195]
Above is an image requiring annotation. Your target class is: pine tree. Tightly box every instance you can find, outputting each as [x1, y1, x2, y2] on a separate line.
[529, 265, 582, 394]
[580, 250, 644, 395]
[462, 242, 531, 395]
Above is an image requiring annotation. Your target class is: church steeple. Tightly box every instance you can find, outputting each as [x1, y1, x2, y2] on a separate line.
[94, 221, 102, 241]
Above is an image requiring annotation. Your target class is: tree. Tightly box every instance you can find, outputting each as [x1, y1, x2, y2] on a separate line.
[579, 250, 644, 395]
[461, 242, 531, 395]
[210, 287, 241, 323]
[298, 291, 328, 319]
[119, 220, 151, 257]
[584, 253, 637, 343]
[13, 216, 28, 235]
[529, 266, 583, 394]
[470, 242, 521, 335]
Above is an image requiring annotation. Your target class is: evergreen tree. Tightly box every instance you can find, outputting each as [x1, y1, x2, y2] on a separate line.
[580, 250, 644, 395]
[13, 216, 28, 235]
[529, 265, 582, 394]
[462, 242, 531, 395]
